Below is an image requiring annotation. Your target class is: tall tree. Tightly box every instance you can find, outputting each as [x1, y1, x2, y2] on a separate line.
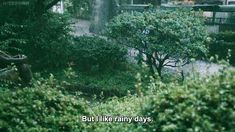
[0, 0, 62, 19]
[106, 10, 208, 79]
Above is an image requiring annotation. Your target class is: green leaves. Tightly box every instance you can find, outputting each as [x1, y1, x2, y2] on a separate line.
[0, 23, 26, 53]
[72, 36, 127, 72]
[142, 68, 235, 131]
[20, 13, 72, 70]
[209, 31, 235, 66]
[106, 9, 208, 77]
[0, 80, 89, 131]
[65, 0, 93, 19]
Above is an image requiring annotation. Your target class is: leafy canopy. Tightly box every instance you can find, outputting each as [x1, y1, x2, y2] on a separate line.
[105, 9, 208, 77]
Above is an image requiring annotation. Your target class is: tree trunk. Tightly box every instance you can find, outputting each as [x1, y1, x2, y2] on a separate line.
[156, 67, 161, 77]
[146, 54, 155, 75]
[153, 58, 163, 80]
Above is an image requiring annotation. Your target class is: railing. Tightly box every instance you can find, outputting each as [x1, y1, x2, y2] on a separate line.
[117, 4, 150, 13]
[205, 17, 235, 25]
[0, 1, 29, 6]
[117, 4, 235, 26]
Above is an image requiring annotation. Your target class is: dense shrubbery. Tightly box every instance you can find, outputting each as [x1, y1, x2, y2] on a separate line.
[89, 96, 147, 131]
[106, 10, 208, 78]
[1, 2, 235, 131]
[58, 65, 140, 97]
[1, 14, 131, 71]
[0, 12, 73, 70]
[0, 66, 234, 131]
[0, 15, 72, 70]
[0, 78, 89, 131]
[71, 36, 127, 72]
[142, 68, 235, 131]
[75, 67, 233, 131]
[0, 1, 75, 70]
[22, 13, 73, 70]
[0, 24, 26, 53]
[209, 31, 235, 66]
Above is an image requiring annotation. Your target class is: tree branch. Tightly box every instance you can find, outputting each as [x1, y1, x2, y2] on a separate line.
[164, 64, 178, 68]
[163, 59, 189, 68]
[163, 60, 175, 66]
[45, 0, 61, 10]
[162, 54, 169, 62]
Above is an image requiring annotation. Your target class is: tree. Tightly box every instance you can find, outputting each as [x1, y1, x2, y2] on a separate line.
[64, 0, 93, 19]
[105, 10, 208, 79]
[0, 0, 62, 19]
[0, 0, 73, 70]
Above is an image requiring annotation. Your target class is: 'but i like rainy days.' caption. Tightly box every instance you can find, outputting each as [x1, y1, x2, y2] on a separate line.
[81, 115, 152, 124]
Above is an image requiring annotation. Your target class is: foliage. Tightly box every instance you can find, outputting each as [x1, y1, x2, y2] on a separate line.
[142, 68, 235, 131]
[88, 96, 148, 132]
[64, 0, 93, 19]
[0, 13, 73, 70]
[0, 64, 235, 131]
[105, 9, 208, 78]
[0, 0, 63, 20]
[83, 66, 235, 131]
[211, 31, 235, 42]
[0, 0, 74, 70]
[23, 13, 72, 70]
[0, 23, 26, 53]
[209, 31, 235, 66]
[71, 36, 127, 72]
[52, 64, 142, 98]
[0, 2, 28, 24]
[0, 77, 89, 131]
[1, 1, 235, 131]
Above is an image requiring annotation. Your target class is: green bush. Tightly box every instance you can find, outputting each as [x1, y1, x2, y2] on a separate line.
[61, 65, 139, 97]
[1, 66, 235, 131]
[211, 31, 235, 42]
[209, 31, 235, 65]
[142, 69, 235, 131]
[22, 13, 73, 70]
[0, 23, 26, 53]
[0, 81, 89, 131]
[105, 10, 208, 78]
[72, 36, 127, 72]
[89, 96, 148, 132]
[0, 13, 73, 70]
